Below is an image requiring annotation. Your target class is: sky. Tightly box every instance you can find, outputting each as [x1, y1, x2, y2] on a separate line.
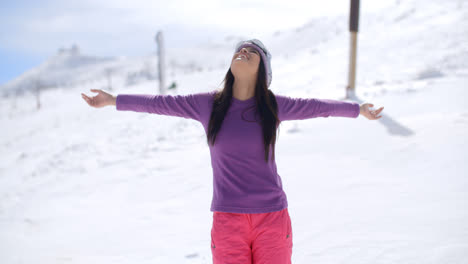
[0, 0, 394, 85]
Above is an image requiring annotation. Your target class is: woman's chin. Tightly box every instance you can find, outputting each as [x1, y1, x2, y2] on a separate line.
[232, 61, 247, 67]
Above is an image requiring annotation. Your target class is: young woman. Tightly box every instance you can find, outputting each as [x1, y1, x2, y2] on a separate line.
[82, 39, 384, 264]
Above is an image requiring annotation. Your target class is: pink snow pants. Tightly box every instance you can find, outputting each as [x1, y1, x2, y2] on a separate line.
[211, 207, 293, 264]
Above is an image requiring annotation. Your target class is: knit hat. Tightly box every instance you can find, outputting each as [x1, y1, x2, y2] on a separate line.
[234, 39, 272, 87]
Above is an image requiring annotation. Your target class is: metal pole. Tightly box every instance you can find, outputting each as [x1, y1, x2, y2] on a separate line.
[155, 31, 166, 95]
[346, 0, 360, 99]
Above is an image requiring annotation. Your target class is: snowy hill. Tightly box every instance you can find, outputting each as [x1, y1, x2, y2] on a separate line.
[0, 41, 236, 97]
[1, 0, 467, 263]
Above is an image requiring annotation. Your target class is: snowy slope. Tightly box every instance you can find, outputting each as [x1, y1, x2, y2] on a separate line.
[0, 42, 235, 97]
[1, 0, 468, 263]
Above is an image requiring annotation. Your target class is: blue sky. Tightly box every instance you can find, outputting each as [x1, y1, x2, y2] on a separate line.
[0, 49, 44, 85]
[1, 1, 48, 84]
[0, 0, 392, 85]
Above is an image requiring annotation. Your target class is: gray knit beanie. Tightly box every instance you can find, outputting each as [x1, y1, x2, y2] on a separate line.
[234, 39, 272, 87]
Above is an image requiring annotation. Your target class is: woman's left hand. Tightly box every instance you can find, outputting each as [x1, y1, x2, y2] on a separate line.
[359, 103, 384, 120]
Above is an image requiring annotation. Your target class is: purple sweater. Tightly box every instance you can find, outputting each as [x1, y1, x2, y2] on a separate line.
[116, 90, 360, 214]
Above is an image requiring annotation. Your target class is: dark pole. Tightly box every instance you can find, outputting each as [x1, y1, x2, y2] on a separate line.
[346, 0, 360, 99]
[350, 0, 360, 32]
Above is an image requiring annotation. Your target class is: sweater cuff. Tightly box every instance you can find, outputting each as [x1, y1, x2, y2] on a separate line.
[352, 102, 360, 118]
[116, 94, 123, 111]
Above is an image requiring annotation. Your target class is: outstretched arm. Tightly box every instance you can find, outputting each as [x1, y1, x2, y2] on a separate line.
[276, 94, 360, 121]
[82, 89, 204, 122]
[275, 94, 384, 121]
[115, 93, 202, 121]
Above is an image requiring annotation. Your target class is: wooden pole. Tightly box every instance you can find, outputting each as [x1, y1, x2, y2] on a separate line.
[346, 0, 360, 99]
[347, 32, 358, 98]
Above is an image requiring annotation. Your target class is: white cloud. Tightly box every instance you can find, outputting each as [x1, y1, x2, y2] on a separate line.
[0, 0, 396, 57]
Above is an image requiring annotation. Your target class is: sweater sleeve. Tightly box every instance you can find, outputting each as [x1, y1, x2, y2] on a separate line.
[116, 93, 203, 121]
[275, 94, 360, 121]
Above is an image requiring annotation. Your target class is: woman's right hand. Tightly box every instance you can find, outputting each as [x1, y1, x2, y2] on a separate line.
[81, 89, 116, 108]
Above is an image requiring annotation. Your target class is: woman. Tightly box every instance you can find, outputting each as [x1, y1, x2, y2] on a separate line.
[82, 39, 384, 264]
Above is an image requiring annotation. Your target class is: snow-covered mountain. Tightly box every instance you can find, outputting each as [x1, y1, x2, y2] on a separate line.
[0, 43, 229, 97]
[1, 0, 467, 263]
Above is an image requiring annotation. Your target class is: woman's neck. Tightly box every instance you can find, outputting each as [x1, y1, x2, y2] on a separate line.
[232, 79, 256, 100]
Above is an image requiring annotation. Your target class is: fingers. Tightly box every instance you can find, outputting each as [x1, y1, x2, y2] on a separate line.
[367, 104, 384, 117]
[81, 93, 91, 100]
[90, 89, 100, 93]
[371, 108, 384, 114]
[367, 106, 384, 120]
[81, 93, 93, 106]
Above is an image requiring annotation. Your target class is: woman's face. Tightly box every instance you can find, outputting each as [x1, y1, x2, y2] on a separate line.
[230, 45, 261, 79]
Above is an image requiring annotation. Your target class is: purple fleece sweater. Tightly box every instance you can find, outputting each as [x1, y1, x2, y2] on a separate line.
[116, 90, 360, 214]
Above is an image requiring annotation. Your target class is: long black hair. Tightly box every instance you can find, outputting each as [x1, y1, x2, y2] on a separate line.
[206, 59, 280, 162]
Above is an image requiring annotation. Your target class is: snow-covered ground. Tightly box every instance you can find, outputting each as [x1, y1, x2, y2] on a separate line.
[1, 0, 467, 263]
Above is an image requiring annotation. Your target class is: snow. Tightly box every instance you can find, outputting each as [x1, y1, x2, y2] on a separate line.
[1, 0, 468, 263]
